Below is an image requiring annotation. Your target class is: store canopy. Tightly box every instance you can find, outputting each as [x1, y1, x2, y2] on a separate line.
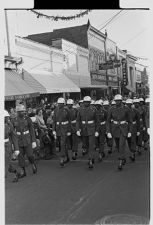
[22, 69, 80, 94]
[5, 69, 40, 101]
[125, 84, 135, 93]
[81, 85, 108, 89]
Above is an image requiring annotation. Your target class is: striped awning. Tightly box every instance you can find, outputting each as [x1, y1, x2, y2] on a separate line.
[22, 69, 80, 94]
[5, 69, 40, 101]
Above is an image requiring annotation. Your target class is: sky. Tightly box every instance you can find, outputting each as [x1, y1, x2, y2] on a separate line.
[4, 9, 150, 66]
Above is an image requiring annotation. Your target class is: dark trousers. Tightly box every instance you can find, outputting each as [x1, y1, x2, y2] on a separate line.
[57, 135, 68, 158]
[5, 142, 18, 175]
[127, 132, 137, 153]
[67, 133, 78, 153]
[18, 144, 35, 168]
[114, 135, 127, 160]
[99, 132, 106, 153]
[82, 135, 95, 159]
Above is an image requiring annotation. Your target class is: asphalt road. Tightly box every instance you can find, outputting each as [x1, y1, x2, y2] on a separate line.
[5, 145, 150, 224]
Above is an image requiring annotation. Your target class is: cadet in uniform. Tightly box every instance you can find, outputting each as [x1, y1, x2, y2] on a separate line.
[76, 96, 99, 169]
[144, 98, 150, 150]
[67, 99, 78, 160]
[12, 104, 37, 178]
[126, 99, 140, 161]
[95, 100, 107, 161]
[5, 110, 20, 182]
[52, 98, 71, 167]
[107, 94, 132, 170]
[133, 98, 146, 154]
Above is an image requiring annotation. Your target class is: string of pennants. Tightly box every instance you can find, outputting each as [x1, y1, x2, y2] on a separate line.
[27, 10, 91, 21]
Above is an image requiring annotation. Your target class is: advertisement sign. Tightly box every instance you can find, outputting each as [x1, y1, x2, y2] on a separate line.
[136, 70, 141, 83]
[122, 59, 128, 86]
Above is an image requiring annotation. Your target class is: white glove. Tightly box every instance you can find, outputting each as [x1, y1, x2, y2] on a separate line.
[67, 132, 71, 136]
[52, 131, 57, 139]
[147, 128, 150, 135]
[107, 133, 112, 139]
[14, 150, 20, 157]
[143, 127, 146, 131]
[95, 132, 99, 137]
[127, 132, 131, 138]
[32, 142, 37, 149]
[137, 132, 140, 136]
[77, 130, 81, 136]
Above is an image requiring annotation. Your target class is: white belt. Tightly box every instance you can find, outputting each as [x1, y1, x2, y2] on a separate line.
[100, 121, 106, 125]
[132, 121, 136, 124]
[140, 118, 142, 121]
[71, 120, 76, 124]
[16, 130, 29, 135]
[56, 121, 68, 125]
[82, 120, 94, 124]
[4, 138, 9, 143]
[113, 120, 126, 125]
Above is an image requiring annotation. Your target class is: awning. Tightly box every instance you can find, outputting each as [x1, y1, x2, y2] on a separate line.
[22, 69, 80, 93]
[5, 69, 40, 101]
[125, 84, 135, 92]
[81, 85, 108, 89]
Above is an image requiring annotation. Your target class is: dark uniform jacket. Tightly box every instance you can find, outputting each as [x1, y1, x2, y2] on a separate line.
[138, 106, 146, 128]
[96, 108, 107, 134]
[68, 107, 78, 134]
[107, 104, 132, 137]
[76, 105, 99, 136]
[52, 106, 71, 136]
[5, 122, 19, 152]
[12, 116, 36, 147]
[129, 107, 140, 134]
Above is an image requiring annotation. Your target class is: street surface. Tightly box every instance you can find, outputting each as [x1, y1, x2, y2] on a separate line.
[5, 144, 150, 224]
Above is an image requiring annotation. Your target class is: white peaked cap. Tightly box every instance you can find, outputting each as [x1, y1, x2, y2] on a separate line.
[114, 94, 123, 101]
[83, 96, 91, 102]
[57, 98, 65, 104]
[126, 99, 133, 104]
[67, 99, 74, 105]
[4, 110, 10, 117]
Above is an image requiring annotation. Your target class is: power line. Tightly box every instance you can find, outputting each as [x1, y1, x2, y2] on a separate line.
[121, 28, 147, 47]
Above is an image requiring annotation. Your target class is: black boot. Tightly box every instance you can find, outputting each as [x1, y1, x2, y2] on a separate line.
[64, 155, 70, 163]
[122, 158, 126, 165]
[82, 149, 86, 156]
[72, 152, 77, 160]
[89, 159, 93, 169]
[60, 158, 64, 167]
[118, 160, 123, 170]
[12, 171, 19, 183]
[32, 163, 37, 174]
[137, 147, 142, 155]
[129, 153, 135, 162]
[98, 153, 102, 162]
[18, 167, 26, 178]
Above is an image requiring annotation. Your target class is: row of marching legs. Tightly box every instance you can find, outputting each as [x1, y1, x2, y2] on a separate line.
[56, 132, 149, 170]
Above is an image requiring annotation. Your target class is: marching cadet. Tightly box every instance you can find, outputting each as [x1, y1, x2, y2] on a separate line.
[52, 98, 71, 167]
[106, 94, 132, 170]
[133, 98, 146, 154]
[78, 100, 84, 108]
[12, 104, 37, 178]
[67, 99, 78, 160]
[126, 99, 140, 161]
[144, 98, 150, 150]
[5, 110, 20, 182]
[103, 100, 110, 111]
[95, 100, 107, 161]
[111, 100, 116, 107]
[76, 96, 99, 169]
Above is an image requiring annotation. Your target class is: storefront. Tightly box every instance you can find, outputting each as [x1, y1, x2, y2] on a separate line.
[5, 69, 40, 110]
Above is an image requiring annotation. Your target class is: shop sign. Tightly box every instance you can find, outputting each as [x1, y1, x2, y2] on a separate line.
[99, 60, 121, 70]
[122, 59, 128, 86]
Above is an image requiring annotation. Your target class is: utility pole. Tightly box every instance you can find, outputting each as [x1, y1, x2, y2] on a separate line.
[5, 10, 11, 57]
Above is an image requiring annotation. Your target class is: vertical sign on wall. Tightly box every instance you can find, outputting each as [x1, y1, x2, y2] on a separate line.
[122, 59, 128, 86]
